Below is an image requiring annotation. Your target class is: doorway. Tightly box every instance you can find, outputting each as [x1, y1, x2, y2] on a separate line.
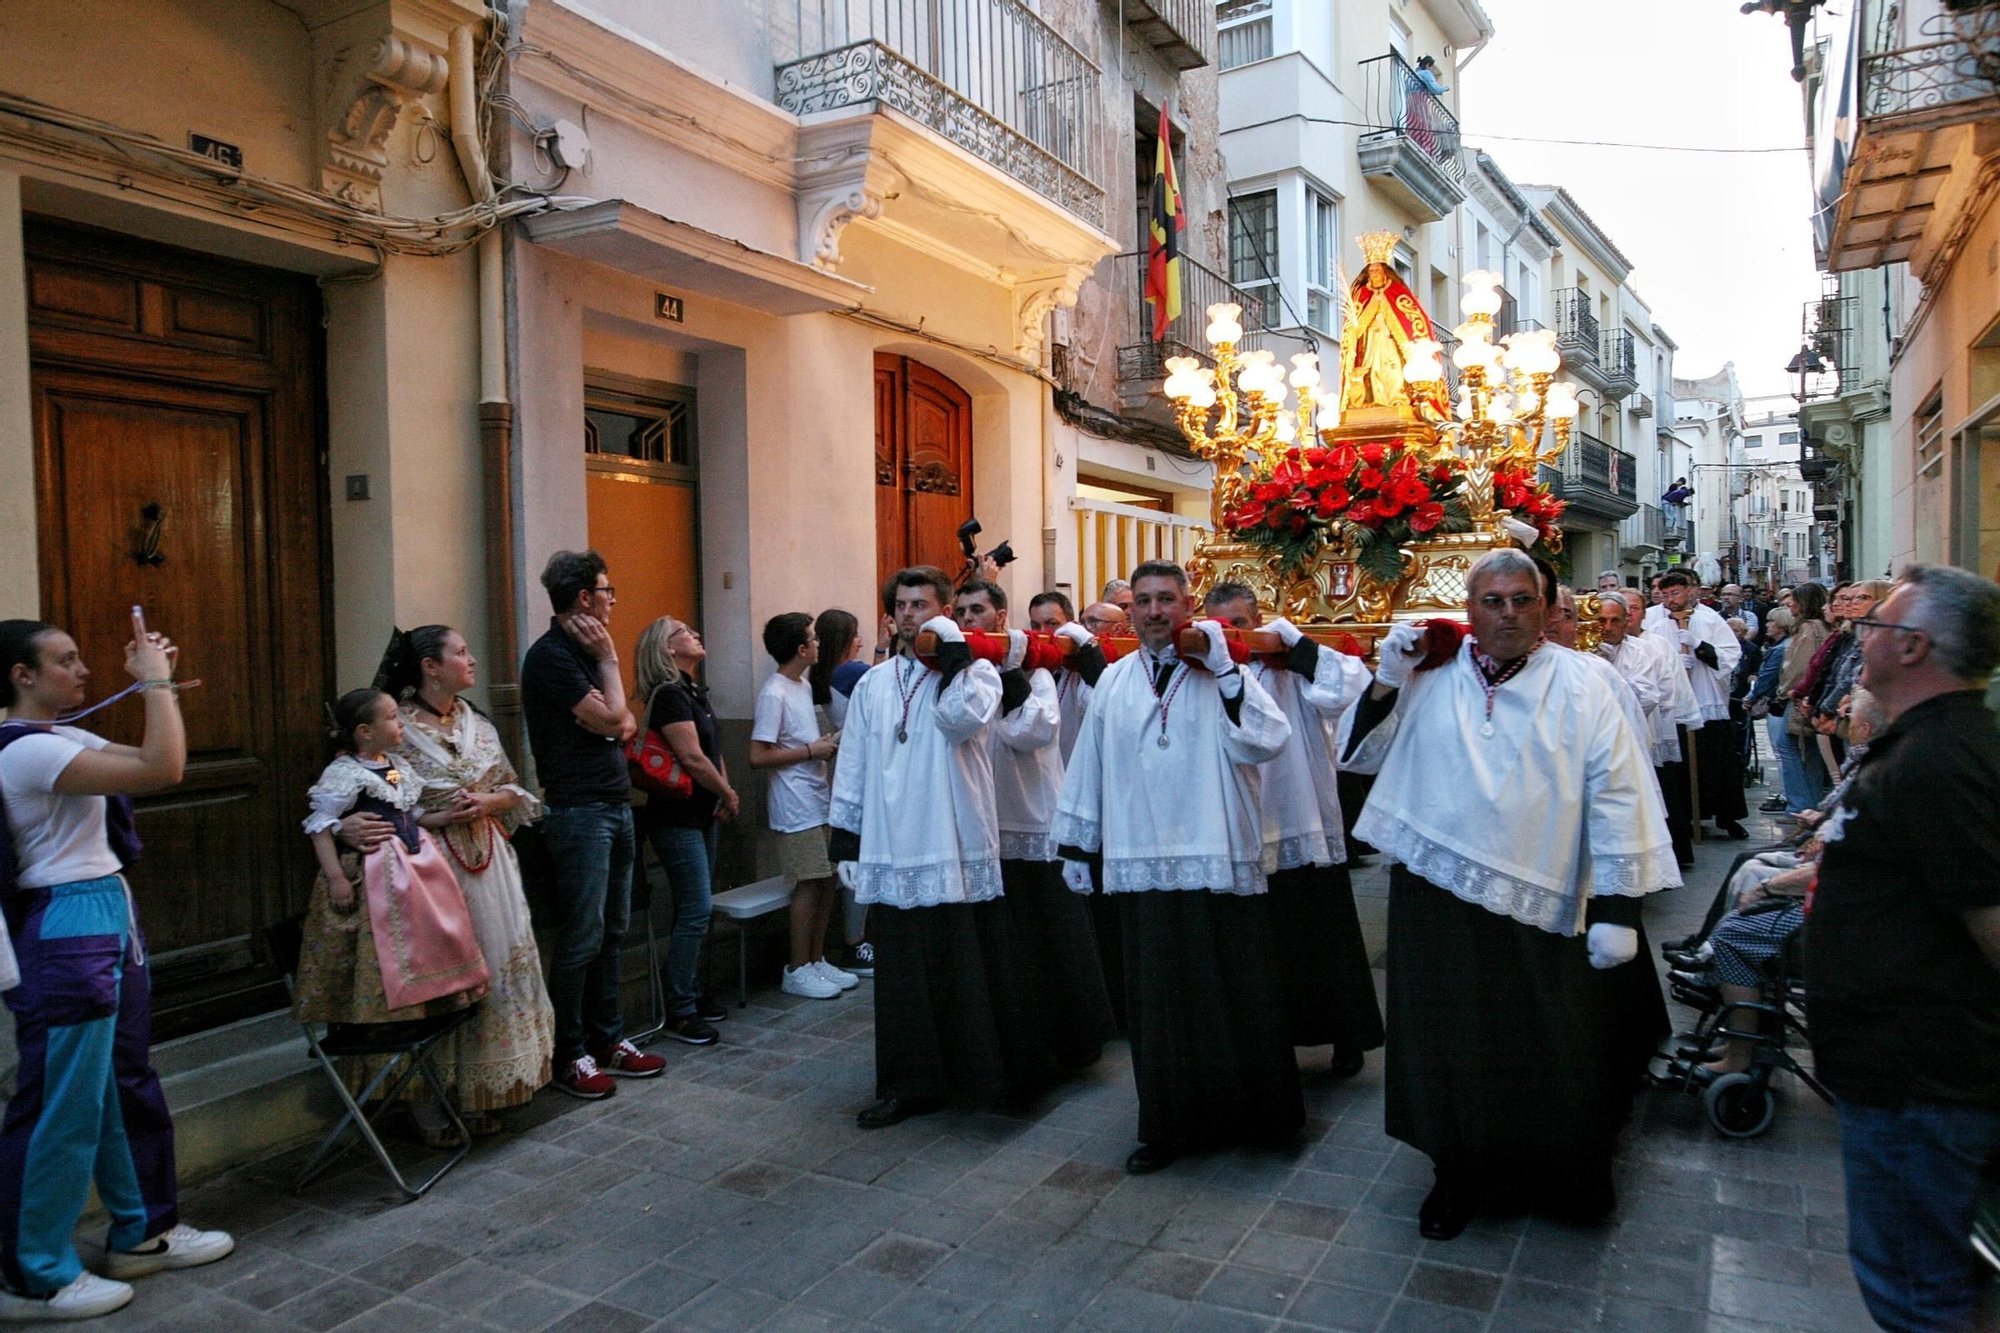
[25, 219, 331, 1036]
[873, 353, 974, 594]
[583, 371, 701, 674]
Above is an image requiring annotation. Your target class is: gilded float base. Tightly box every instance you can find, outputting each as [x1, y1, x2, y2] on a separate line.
[1189, 534, 1401, 651]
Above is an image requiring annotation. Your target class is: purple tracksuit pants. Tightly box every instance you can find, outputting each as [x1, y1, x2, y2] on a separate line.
[0, 875, 177, 1295]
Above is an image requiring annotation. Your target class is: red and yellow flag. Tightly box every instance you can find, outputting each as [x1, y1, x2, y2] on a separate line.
[1144, 100, 1185, 343]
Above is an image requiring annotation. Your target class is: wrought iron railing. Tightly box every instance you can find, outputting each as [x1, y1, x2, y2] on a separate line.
[1860, 2, 2000, 128]
[1357, 51, 1463, 181]
[1600, 330, 1637, 387]
[775, 0, 1104, 226]
[1564, 430, 1637, 500]
[1552, 289, 1599, 365]
[1112, 250, 1267, 383]
[1121, 0, 1213, 66]
[1622, 502, 1665, 551]
[1801, 293, 1860, 401]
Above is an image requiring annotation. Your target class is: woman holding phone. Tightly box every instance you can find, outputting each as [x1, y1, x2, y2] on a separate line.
[0, 610, 233, 1320]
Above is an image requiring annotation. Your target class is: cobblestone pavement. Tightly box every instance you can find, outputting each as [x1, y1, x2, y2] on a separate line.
[85, 762, 1878, 1333]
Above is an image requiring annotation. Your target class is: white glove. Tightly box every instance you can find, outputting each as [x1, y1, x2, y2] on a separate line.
[1586, 922, 1638, 970]
[1267, 616, 1304, 647]
[1679, 628, 1699, 648]
[836, 860, 860, 892]
[922, 615, 964, 645]
[1502, 516, 1540, 548]
[1373, 621, 1427, 690]
[1195, 620, 1236, 675]
[1053, 622, 1094, 646]
[1002, 630, 1028, 671]
[1061, 859, 1094, 893]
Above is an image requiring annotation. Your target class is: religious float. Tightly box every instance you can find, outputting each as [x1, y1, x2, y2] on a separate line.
[1162, 231, 1585, 652]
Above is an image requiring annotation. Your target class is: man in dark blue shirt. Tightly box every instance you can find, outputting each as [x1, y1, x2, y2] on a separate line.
[1808, 564, 2000, 1333]
[521, 549, 663, 1098]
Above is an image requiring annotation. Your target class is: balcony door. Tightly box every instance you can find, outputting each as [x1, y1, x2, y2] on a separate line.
[874, 353, 973, 595]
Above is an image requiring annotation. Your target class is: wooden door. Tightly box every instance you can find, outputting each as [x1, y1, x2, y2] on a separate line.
[873, 353, 973, 594]
[26, 220, 330, 1037]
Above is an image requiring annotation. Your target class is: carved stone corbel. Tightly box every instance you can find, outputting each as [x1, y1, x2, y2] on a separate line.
[1012, 271, 1086, 362]
[795, 119, 901, 272]
[322, 35, 451, 210]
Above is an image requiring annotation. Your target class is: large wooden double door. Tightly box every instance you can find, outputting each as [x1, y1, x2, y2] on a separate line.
[26, 221, 330, 1037]
[873, 353, 973, 595]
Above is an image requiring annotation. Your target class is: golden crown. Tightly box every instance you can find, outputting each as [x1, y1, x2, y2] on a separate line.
[1357, 231, 1401, 266]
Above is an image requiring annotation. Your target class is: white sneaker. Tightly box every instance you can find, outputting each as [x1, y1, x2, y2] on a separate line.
[101, 1223, 235, 1280]
[781, 964, 840, 1000]
[0, 1272, 134, 1320]
[813, 959, 859, 991]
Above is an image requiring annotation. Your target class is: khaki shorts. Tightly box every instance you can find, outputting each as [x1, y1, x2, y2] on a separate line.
[775, 825, 833, 885]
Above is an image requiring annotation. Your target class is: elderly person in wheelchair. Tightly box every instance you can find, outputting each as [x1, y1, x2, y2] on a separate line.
[1668, 687, 1885, 1078]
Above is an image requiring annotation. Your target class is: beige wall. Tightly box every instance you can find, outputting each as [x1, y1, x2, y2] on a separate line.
[1888, 188, 2000, 577]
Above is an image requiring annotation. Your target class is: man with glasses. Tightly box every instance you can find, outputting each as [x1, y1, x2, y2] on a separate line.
[521, 549, 665, 1099]
[1341, 548, 1678, 1240]
[1806, 566, 2000, 1333]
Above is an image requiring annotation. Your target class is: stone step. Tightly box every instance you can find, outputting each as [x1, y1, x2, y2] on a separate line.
[154, 1010, 335, 1188]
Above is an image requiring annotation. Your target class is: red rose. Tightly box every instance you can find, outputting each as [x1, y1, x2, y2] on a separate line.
[1304, 447, 1329, 468]
[1289, 513, 1309, 535]
[1359, 442, 1387, 466]
[1432, 463, 1457, 483]
[1358, 467, 1384, 491]
[1409, 502, 1445, 533]
[1266, 509, 1286, 529]
[1256, 481, 1285, 503]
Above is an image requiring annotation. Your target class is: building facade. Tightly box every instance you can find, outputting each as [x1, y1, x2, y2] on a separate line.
[1803, 0, 2000, 580]
[1674, 363, 1748, 586]
[1739, 400, 1824, 587]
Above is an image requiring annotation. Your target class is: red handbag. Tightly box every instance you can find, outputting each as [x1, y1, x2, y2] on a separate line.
[626, 727, 694, 798]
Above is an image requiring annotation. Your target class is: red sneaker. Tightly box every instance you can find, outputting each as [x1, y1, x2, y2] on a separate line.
[555, 1055, 616, 1100]
[594, 1039, 666, 1079]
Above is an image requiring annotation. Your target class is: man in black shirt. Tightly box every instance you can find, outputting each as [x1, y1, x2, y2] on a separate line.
[1808, 563, 2000, 1333]
[521, 550, 664, 1099]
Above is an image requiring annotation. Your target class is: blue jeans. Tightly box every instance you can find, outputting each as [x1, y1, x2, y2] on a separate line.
[1772, 716, 1827, 815]
[541, 801, 636, 1066]
[1838, 1097, 2000, 1333]
[644, 822, 717, 1019]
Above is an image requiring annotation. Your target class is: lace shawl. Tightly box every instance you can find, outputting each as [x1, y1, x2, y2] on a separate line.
[304, 754, 425, 834]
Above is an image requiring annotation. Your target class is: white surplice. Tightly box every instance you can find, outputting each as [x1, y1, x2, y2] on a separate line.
[830, 655, 1003, 907]
[1055, 669, 1092, 766]
[989, 667, 1064, 864]
[1248, 647, 1373, 869]
[1342, 640, 1682, 935]
[1569, 647, 1649, 752]
[1645, 604, 1740, 722]
[1051, 648, 1291, 895]
[1601, 632, 1683, 765]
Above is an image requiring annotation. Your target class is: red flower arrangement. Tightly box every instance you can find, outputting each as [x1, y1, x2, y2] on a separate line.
[1221, 440, 1471, 581]
[1491, 462, 1567, 551]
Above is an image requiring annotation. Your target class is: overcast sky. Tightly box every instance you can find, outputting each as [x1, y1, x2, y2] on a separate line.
[1458, 0, 1819, 403]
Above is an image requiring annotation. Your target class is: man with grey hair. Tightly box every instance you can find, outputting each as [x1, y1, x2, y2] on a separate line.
[1341, 547, 1678, 1239]
[1806, 565, 2000, 1333]
[1597, 570, 1624, 596]
[1100, 578, 1135, 617]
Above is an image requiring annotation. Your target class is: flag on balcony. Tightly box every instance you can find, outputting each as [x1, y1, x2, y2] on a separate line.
[1145, 100, 1185, 342]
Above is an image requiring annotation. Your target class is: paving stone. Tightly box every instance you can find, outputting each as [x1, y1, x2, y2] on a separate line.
[874, 1283, 991, 1333]
[795, 1265, 910, 1319]
[1197, 1263, 1300, 1316]
[596, 1261, 714, 1316]
[1258, 1201, 1348, 1242]
[1399, 1261, 1501, 1314]
[1376, 1298, 1484, 1333]
[1230, 1229, 1326, 1277]
[1281, 1280, 1394, 1332]
[1119, 1250, 1221, 1300]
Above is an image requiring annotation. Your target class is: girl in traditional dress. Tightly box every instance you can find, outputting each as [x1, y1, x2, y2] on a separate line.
[292, 689, 488, 1054]
[377, 627, 553, 1133]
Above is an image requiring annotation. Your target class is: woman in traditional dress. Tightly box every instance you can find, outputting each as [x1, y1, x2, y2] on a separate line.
[376, 626, 553, 1133]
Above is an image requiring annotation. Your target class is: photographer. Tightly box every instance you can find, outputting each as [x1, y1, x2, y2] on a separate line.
[0, 612, 233, 1320]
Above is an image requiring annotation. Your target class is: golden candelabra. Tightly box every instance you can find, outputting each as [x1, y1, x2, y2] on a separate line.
[1160, 232, 1584, 628]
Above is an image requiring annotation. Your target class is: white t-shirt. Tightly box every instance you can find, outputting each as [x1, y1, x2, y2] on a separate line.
[0, 726, 119, 887]
[752, 673, 830, 834]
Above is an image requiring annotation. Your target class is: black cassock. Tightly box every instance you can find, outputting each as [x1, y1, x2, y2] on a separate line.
[1265, 863, 1384, 1054]
[999, 859, 1117, 1069]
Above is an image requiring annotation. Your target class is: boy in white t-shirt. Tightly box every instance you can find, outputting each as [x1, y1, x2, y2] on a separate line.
[749, 614, 853, 1000]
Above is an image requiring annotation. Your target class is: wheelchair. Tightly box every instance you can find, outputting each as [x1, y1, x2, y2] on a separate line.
[1651, 935, 1832, 1138]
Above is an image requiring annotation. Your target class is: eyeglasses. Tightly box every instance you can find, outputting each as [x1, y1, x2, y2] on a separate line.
[1475, 593, 1543, 613]
[593, 585, 616, 599]
[1850, 616, 1923, 640]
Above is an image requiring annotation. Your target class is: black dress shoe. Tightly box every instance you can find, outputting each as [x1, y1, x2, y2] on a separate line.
[695, 995, 728, 1022]
[856, 1096, 943, 1130]
[1328, 1048, 1366, 1080]
[1721, 821, 1751, 840]
[1419, 1177, 1475, 1240]
[1759, 795, 1789, 813]
[1125, 1144, 1178, 1175]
